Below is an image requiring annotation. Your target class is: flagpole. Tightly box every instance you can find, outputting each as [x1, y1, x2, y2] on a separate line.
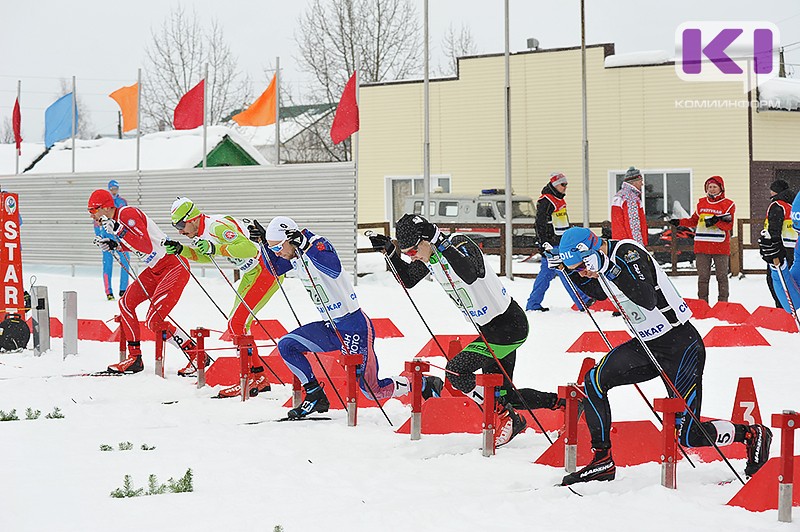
[422, 0, 430, 217]
[71, 76, 77, 173]
[136, 68, 142, 173]
[15, 80, 20, 175]
[353, 58, 360, 283]
[580, 0, 590, 227]
[275, 56, 281, 165]
[203, 64, 208, 169]
[503, 0, 513, 280]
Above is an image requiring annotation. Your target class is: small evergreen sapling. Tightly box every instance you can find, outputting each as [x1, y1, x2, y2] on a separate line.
[0, 409, 19, 421]
[167, 468, 194, 493]
[25, 408, 41, 420]
[45, 407, 64, 419]
[99, 444, 114, 451]
[110, 475, 144, 498]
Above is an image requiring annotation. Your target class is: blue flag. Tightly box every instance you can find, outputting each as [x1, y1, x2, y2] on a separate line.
[45, 92, 78, 148]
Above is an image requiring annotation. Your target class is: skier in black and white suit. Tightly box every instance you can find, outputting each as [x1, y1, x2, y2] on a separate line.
[555, 227, 772, 486]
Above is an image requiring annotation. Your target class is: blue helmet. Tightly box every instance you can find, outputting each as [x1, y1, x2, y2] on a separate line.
[558, 227, 602, 267]
[107, 179, 120, 190]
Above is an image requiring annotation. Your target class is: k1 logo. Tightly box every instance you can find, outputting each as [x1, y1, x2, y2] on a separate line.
[675, 22, 779, 88]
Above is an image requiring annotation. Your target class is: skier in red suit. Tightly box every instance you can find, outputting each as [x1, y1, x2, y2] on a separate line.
[88, 189, 195, 374]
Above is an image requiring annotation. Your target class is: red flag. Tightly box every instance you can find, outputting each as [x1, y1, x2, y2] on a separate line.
[173, 80, 204, 130]
[330, 71, 359, 144]
[12, 98, 22, 155]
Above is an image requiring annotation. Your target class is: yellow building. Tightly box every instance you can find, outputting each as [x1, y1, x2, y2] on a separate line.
[358, 43, 800, 234]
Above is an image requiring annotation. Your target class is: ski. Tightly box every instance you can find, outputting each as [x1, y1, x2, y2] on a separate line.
[61, 371, 127, 377]
[554, 484, 584, 497]
[242, 416, 332, 425]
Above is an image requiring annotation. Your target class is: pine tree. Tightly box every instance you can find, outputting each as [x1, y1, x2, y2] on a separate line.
[0, 409, 19, 421]
[25, 408, 41, 420]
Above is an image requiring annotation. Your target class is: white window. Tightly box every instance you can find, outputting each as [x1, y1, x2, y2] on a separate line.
[610, 169, 692, 223]
[384, 175, 452, 223]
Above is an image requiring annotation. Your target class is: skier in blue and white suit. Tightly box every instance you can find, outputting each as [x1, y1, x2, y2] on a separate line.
[252, 216, 437, 419]
[760, 191, 800, 314]
[94, 179, 131, 299]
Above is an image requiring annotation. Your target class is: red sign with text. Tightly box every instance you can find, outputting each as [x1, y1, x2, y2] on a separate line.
[1, 192, 23, 313]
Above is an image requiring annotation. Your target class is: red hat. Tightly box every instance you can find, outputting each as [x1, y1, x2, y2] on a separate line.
[704, 175, 725, 193]
[88, 189, 115, 211]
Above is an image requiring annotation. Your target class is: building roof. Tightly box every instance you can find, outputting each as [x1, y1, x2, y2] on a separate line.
[20, 125, 268, 174]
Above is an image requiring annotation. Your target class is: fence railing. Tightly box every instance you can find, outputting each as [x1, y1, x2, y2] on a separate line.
[358, 220, 770, 278]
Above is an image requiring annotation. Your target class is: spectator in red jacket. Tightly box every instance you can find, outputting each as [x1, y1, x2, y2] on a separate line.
[611, 166, 648, 246]
[670, 175, 736, 303]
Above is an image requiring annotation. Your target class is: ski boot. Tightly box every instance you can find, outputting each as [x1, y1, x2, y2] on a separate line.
[421, 375, 444, 400]
[216, 367, 270, 398]
[744, 424, 773, 477]
[494, 403, 527, 447]
[561, 447, 616, 485]
[287, 383, 330, 419]
[177, 340, 210, 377]
[108, 355, 143, 374]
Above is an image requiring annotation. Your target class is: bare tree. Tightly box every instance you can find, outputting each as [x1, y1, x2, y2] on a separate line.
[435, 23, 477, 77]
[142, 6, 250, 131]
[0, 117, 15, 144]
[295, 0, 421, 160]
[58, 79, 95, 140]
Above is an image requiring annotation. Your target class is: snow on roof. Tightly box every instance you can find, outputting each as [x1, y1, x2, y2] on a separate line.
[0, 142, 46, 176]
[758, 77, 800, 111]
[605, 50, 672, 68]
[23, 125, 268, 174]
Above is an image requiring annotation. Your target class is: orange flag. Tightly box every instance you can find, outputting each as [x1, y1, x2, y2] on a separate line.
[330, 71, 359, 144]
[233, 75, 276, 127]
[174, 80, 205, 130]
[109, 83, 139, 132]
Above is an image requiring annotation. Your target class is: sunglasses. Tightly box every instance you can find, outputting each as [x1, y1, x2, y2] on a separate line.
[88, 206, 100, 214]
[269, 240, 286, 253]
[172, 219, 187, 231]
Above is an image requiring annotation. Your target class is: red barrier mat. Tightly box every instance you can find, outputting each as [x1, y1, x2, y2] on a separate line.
[727, 456, 800, 512]
[746, 305, 799, 333]
[566, 331, 631, 353]
[26, 317, 63, 338]
[371, 318, 404, 338]
[77, 319, 115, 342]
[684, 298, 712, 320]
[703, 325, 769, 347]
[709, 301, 751, 324]
[395, 397, 483, 434]
[415, 335, 469, 358]
[570, 299, 617, 312]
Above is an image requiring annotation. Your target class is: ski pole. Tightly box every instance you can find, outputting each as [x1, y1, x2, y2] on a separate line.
[774, 262, 800, 330]
[596, 274, 745, 485]
[431, 247, 553, 445]
[365, 231, 451, 361]
[560, 265, 695, 468]
[192, 247, 286, 386]
[295, 248, 393, 426]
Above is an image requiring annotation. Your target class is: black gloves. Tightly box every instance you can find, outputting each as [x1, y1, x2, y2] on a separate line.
[286, 229, 310, 251]
[669, 219, 680, 227]
[368, 233, 396, 257]
[758, 235, 786, 263]
[419, 220, 450, 251]
[164, 239, 183, 255]
[704, 215, 720, 227]
[248, 219, 267, 243]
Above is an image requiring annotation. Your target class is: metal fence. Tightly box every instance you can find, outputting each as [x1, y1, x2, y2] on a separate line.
[2, 162, 358, 276]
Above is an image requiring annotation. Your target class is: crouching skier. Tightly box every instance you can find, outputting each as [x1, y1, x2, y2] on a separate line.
[165, 198, 282, 397]
[252, 217, 440, 419]
[88, 189, 196, 374]
[371, 214, 565, 448]
[557, 227, 772, 485]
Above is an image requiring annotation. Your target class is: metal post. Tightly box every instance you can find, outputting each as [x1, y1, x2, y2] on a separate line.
[476, 373, 504, 457]
[155, 330, 165, 378]
[654, 397, 683, 490]
[772, 410, 799, 523]
[559, 383, 582, 473]
[342, 354, 362, 427]
[236, 335, 254, 402]
[275, 56, 281, 165]
[406, 359, 430, 441]
[192, 327, 210, 389]
[292, 376, 303, 408]
[422, 0, 430, 216]
[114, 315, 126, 363]
[62, 291, 77, 358]
[30, 285, 50, 356]
[503, 0, 513, 279]
[580, 0, 590, 227]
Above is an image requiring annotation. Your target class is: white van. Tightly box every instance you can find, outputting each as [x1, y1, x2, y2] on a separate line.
[403, 189, 537, 246]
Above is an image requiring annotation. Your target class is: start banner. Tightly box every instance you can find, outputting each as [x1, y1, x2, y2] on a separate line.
[1, 192, 23, 313]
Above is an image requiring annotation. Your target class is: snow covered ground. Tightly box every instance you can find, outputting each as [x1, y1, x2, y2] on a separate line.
[1, 253, 798, 532]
